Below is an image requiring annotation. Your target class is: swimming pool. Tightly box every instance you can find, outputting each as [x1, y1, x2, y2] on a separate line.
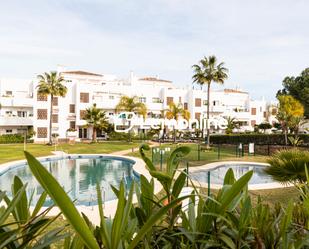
[0, 155, 139, 206]
[189, 162, 282, 190]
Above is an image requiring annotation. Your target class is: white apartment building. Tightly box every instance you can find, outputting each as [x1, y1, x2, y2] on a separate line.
[0, 78, 33, 136]
[0, 70, 277, 142]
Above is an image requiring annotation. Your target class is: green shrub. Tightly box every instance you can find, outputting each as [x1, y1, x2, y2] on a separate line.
[0, 134, 24, 143]
[0, 134, 34, 144]
[210, 133, 309, 145]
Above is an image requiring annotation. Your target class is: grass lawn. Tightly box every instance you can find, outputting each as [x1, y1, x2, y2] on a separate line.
[127, 143, 269, 167]
[0, 141, 143, 164]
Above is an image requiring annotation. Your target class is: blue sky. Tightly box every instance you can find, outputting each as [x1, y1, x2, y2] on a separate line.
[0, 0, 308, 100]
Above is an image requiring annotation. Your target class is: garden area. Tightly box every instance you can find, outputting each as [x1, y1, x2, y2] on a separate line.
[1, 144, 309, 248]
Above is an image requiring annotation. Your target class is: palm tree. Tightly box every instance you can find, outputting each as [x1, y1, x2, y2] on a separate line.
[115, 96, 147, 142]
[264, 149, 309, 184]
[226, 117, 237, 134]
[165, 102, 190, 143]
[37, 71, 67, 144]
[84, 104, 109, 142]
[192, 56, 228, 147]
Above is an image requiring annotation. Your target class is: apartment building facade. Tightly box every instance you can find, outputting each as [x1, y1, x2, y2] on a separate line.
[0, 70, 277, 142]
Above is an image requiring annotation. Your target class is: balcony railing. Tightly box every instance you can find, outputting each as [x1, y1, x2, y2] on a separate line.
[0, 97, 33, 107]
[0, 116, 33, 126]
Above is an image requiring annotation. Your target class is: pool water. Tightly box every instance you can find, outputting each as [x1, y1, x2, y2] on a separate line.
[190, 164, 273, 185]
[0, 156, 138, 206]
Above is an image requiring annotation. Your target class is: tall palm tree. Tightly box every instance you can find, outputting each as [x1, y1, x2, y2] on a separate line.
[37, 71, 67, 144]
[165, 102, 190, 143]
[115, 96, 147, 142]
[84, 104, 109, 142]
[192, 56, 228, 147]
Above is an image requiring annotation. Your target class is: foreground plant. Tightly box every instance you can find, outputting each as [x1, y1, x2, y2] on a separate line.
[0, 176, 67, 248]
[21, 144, 309, 248]
[265, 149, 309, 184]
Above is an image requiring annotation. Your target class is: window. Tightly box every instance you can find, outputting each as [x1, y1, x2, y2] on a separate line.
[80, 92, 89, 103]
[251, 120, 256, 126]
[5, 91, 12, 96]
[79, 128, 88, 139]
[263, 111, 267, 118]
[184, 103, 188, 110]
[37, 109, 48, 119]
[52, 97, 58, 106]
[271, 108, 277, 115]
[69, 104, 75, 113]
[203, 100, 208, 106]
[195, 98, 201, 107]
[52, 114, 58, 123]
[37, 127, 48, 138]
[179, 97, 182, 103]
[5, 111, 12, 116]
[139, 97, 146, 103]
[109, 95, 114, 100]
[152, 97, 162, 103]
[37, 94, 47, 101]
[70, 121, 76, 129]
[251, 108, 256, 115]
[195, 112, 201, 120]
[17, 111, 27, 117]
[6, 129, 12, 133]
[109, 112, 114, 116]
[166, 97, 173, 105]
[80, 110, 86, 120]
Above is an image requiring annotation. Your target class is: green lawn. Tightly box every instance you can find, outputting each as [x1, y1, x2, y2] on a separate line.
[127, 143, 269, 167]
[0, 141, 143, 164]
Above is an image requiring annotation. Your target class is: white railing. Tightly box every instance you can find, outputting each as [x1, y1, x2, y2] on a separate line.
[0, 116, 33, 126]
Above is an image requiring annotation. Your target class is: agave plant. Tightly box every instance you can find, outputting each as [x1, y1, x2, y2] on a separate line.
[265, 149, 309, 184]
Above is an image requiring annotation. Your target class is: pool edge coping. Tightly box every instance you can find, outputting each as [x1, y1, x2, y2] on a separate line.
[0, 153, 162, 223]
[188, 161, 291, 190]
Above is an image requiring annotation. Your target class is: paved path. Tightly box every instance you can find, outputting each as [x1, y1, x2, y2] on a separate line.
[110, 141, 159, 156]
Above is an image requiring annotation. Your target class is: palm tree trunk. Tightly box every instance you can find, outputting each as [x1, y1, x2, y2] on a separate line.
[49, 94, 53, 145]
[284, 128, 288, 145]
[206, 84, 211, 147]
[92, 127, 97, 142]
[173, 128, 176, 143]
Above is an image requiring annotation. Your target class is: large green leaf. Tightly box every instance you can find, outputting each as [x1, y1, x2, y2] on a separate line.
[12, 176, 30, 223]
[166, 147, 191, 177]
[24, 151, 99, 249]
[1, 184, 27, 225]
[219, 170, 253, 213]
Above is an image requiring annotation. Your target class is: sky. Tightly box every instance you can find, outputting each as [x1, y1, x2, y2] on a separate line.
[0, 0, 308, 100]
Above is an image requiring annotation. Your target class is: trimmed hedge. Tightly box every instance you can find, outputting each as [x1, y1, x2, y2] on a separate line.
[0, 134, 33, 144]
[210, 134, 309, 145]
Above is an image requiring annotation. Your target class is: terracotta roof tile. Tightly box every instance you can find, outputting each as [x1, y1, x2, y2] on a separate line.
[61, 71, 103, 77]
[139, 77, 172, 83]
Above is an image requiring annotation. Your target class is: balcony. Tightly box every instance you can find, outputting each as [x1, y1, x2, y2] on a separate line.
[229, 111, 251, 120]
[0, 116, 33, 126]
[210, 106, 225, 113]
[0, 97, 33, 107]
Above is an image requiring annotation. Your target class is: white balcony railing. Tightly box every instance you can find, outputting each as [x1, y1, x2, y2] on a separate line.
[0, 97, 33, 107]
[0, 116, 33, 126]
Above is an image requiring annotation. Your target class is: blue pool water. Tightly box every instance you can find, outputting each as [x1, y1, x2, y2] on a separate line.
[0, 156, 138, 206]
[190, 164, 273, 185]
